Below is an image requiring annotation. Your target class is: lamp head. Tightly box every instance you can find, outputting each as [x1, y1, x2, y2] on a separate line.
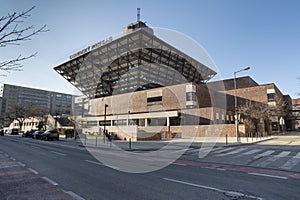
[242, 66, 250, 71]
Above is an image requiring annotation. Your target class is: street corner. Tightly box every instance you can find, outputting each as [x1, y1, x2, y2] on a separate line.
[0, 151, 75, 200]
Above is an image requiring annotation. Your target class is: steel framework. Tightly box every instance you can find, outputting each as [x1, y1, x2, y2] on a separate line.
[54, 28, 216, 98]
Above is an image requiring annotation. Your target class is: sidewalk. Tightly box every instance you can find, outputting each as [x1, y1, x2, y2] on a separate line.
[59, 135, 275, 151]
[0, 151, 75, 200]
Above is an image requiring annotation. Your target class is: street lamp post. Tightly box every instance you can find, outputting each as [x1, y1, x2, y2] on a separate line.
[103, 104, 108, 143]
[234, 66, 250, 142]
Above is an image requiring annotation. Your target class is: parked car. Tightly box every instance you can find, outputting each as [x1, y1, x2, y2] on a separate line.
[0, 129, 4, 136]
[32, 130, 44, 139]
[41, 130, 59, 141]
[8, 128, 19, 135]
[22, 130, 35, 138]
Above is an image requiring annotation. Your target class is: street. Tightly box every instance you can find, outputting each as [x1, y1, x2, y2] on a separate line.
[1, 135, 300, 200]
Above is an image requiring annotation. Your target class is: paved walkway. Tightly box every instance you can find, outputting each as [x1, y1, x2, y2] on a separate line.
[0, 151, 75, 200]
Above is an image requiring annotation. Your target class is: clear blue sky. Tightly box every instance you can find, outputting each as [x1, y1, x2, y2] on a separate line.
[1, 0, 299, 98]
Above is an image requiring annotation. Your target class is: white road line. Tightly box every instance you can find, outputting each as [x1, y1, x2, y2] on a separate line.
[274, 151, 290, 157]
[50, 151, 67, 156]
[280, 152, 300, 170]
[10, 157, 16, 161]
[214, 147, 236, 154]
[248, 172, 288, 180]
[172, 163, 187, 166]
[66, 191, 86, 200]
[27, 168, 39, 174]
[42, 177, 58, 186]
[17, 162, 25, 167]
[218, 147, 248, 156]
[85, 160, 104, 166]
[256, 151, 291, 168]
[31, 146, 41, 150]
[295, 152, 300, 159]
[85, 160, 120, 170]
[163, 178, 262, 200]
[253, 150, 275, 160]
[242, 149, 262, 155]
[193, 147, 222, 153]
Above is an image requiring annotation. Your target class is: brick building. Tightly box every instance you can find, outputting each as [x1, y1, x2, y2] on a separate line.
[54, 20, 292, 140]
[292, 98, 300, 130]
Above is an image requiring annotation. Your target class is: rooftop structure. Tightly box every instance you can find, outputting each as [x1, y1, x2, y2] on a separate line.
[54, 21, 216, 98]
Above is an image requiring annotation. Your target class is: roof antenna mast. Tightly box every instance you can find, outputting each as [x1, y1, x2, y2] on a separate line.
[137, 8, 141, 22]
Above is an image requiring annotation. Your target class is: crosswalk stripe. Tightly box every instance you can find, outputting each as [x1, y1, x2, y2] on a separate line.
[293, 152, 300, 159]
[218, 148, 248, 156]
[256, 151, 291, 168]
[253, 150, 275, 160]
[242, 149, 262, 155]
[274, 151, 290, 157]
[280, 152, 300, 170]
[213, 147, 236, 154]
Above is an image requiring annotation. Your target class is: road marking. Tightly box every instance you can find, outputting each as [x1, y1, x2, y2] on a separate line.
[50, 151, 67, 156]
[31, 146, 42, 150]
[85, 160, 103, 166]
[218, 147, 248, 156]
[172, 163, 187, 166]
[253, 150, 274, 159]
[248, 172, 288, 180]
[214, 147, 236, 154]
[163, 178, 262, 200]
[85, 160, 120, 170]
[256, 151, 291, 167]
[280, 152, 300, 170]
[192, 147, 222, 153]
[42, 177, 58, 186]
[10, 157, 16, 161]
[27, 168, 39, 174]
[274, 151, 290, 157]
[66, 191, 86, 200]
[242, 149, 262, 155]
[17, 162, 25, 167]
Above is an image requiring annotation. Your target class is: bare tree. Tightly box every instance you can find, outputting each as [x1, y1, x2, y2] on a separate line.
[5, 105, 29, 132]
[0, 6, 48, 72]
[238, 100, 269, 135]
[29, 106, 49, 130]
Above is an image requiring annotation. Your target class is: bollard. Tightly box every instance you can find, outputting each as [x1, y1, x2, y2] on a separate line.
[96, 135, 97, 147]
[225, 134, 228, 145]
[129, 138, 132, 150]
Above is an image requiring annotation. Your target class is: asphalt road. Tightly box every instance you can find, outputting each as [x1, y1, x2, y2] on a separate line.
[1, 136, 300, 200]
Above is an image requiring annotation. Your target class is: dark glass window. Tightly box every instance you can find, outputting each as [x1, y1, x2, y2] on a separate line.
[267, 93, 275, 102]
[147, 96, 162, 103]
[99, 120, 111, 126]
[186, 92, 196, 101]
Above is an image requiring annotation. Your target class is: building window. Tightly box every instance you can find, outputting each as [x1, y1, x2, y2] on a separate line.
[99, 120, 111, 126]
[112, 119, 126, 126]
[147, 96, 162, 103]
[170, 117, 181, 126]
[267, 93, 275, 102]
[186, 92, 196, 101]
[147, 118, 167, 126]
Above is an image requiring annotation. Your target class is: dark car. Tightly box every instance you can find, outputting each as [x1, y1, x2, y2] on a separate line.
[41, 130, 59, 141]
[22, 130, 35, 138]
[0, 129, 4, 136]
[8, 128, 19, 135]
[32, 130, 44, 139]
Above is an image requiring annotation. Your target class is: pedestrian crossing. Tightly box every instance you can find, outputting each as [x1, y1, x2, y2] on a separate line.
[187, 146, 300, 171]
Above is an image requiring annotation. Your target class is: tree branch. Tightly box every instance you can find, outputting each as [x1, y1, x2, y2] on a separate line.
[0, 6, 48, 72]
